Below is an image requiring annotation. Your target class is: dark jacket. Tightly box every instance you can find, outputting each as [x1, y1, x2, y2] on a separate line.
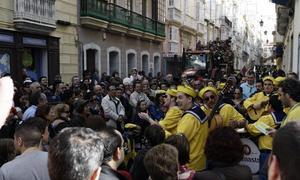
[195, 162, 252, 180]
[130, 147, 151, 180]
[99, 164, 127, 180]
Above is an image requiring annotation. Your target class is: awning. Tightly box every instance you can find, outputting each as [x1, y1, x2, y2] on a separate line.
[272, 0, 289, 6]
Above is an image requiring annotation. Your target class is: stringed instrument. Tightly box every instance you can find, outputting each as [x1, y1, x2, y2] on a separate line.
[206, 78, 235, 128]
[246, 95, 269, 121]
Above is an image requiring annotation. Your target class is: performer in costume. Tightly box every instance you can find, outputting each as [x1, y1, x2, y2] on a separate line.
[243, 76, 275, 122]
[176, 85, 208, 171]
[199, 86, 246, 130]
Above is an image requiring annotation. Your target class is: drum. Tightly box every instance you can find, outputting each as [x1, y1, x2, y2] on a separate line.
[239, 138, 260, 174]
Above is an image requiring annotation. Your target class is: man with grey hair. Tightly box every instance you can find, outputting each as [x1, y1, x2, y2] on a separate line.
[48, 127, 104, 180]
[29, 82, 42, 94]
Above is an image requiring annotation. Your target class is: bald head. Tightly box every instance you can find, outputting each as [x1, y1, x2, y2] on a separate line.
[30, 82, 41, 94]
[93, 85, 103, 95]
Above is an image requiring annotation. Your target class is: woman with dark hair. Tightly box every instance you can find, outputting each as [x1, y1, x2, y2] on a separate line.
[196, 127, 252, 180]
[233, 86, 247, 116]
[48, 103, 71, 138]
[165, 134, 195, 180]
[147, 90, 165, 121]
[35, 104, 54, 123]
[35, 104, 55, 148]
[133, 100, 151, 134]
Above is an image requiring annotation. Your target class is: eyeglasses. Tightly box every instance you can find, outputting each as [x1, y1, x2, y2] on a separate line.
[204, 95, 215, 101]
[120, 143, 128, 153]
[264, 83, 273, 86]
[161, 95, 167, 98]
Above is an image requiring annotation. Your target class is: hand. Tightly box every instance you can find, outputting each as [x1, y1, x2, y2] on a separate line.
[138, 112, 150, 121]
[117, 115, 124, 122]
[228, 120, 238, 129]
[0, 77, 14, 129]
[260, 100, 269, 107]
[267, 128, 277, 137]
[252, 103, 261, 110]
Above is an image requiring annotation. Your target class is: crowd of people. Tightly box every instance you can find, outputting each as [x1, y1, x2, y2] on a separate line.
[0, 67, 300, 180]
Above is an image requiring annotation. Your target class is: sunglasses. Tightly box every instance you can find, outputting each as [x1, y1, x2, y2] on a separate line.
[161, 94, 167, 98]
[204, 95, 215, 101]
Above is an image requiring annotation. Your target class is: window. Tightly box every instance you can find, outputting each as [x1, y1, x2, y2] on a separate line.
[158, 0, 166, 22]
[184, 0, 189, 13]
[169, 26, 179, 41]
[169, 0, 174, 6]
[0, 52, 10, 75]
[22, 48, 48, 81]
[196, 2, 200, 21]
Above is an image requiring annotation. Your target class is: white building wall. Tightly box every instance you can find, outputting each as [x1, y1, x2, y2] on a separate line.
[292, 0, 300, 75]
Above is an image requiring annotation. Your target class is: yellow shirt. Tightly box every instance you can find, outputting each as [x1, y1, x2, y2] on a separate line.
[159, 106, 183, 137]
[281, 103, 300, 127]
[177, 113, 209, 171]
[247, 114, 278, 150]
[218, 104, 245, 126]
[243, 92, 270, 120]
[201, 104, 245, 130]
[283, 107, 290, 114]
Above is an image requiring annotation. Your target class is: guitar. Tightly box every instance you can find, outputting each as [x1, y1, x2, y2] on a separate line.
[247, 96, 269, 121]
[205, 78, 235, 127]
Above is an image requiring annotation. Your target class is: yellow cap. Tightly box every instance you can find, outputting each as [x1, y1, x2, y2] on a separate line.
[218, 83, 226, 90]
[177, 85, 197, 98]
[263, 76, 275, 84]
[155, 90, 166, 95]
[275, 76, 286, 86]
[166, 89, 177, 97]
[199, 86, 218, 99]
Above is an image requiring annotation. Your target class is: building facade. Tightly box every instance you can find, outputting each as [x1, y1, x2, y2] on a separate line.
[79, 0, 166, 78]
[0, 0, 78, 83]
[163, 0, 241, 75]
[162, 0, 198, 75]
[273, 0, 300, 76]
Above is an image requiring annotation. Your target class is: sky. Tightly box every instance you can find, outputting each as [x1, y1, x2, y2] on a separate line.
[244, 0, 277, 43]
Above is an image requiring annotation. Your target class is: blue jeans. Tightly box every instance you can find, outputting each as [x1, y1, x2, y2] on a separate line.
[259, 151, 270, 180]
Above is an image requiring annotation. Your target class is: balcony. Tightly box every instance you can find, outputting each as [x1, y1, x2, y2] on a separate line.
[276, 6, 289, 36]
[14, 0, 56, 34]
[197, 23, 205, 35]
[168, 7, 182, 25]
[182, 14, 197, 34]
[80, 0, 165, 40]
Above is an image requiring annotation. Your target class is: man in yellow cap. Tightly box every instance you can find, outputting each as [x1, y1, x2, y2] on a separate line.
[138, 89, 183, 136]
[176, 85, 208, 171]
[243, 76, 275, 121]
[158, 89, 183, 136]
[246, 95, 285, 179]
[199, 86, 246, 130]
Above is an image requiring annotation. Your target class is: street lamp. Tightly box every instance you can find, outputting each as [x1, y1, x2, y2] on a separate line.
[259, 19, 264, 27]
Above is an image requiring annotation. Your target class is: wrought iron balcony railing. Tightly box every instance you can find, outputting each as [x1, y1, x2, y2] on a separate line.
[81, 0, 165, 37]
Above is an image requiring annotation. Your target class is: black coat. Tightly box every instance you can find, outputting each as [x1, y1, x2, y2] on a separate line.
[99, 164, 127, 180]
